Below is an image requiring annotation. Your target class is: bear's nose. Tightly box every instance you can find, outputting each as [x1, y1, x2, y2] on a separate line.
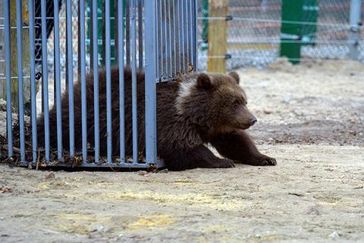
[250, 118, 257, 126]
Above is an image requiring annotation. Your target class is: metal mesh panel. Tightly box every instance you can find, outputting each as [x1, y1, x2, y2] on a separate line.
[0, 0, 197, 168]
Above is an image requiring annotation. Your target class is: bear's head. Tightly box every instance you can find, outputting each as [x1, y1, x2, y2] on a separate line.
[176, 71, 257, 137]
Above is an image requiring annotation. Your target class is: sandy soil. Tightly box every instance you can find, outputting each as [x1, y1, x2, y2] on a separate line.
[0, 59, 364, 242]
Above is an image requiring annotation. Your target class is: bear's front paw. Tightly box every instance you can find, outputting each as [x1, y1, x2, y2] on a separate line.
[254, 155, 277, 166]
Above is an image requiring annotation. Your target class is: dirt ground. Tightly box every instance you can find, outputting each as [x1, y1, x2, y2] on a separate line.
[0, 59, 364, 242]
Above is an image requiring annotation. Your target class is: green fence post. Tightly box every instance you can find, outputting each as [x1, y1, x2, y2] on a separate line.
[280, 0, 318, 64]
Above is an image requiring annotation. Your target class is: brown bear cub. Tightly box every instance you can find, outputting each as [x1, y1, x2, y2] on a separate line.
[36, 67, 276, 170]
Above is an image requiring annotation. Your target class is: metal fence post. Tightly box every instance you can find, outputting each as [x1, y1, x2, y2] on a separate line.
[144, 0, 157, 165]
[349, 0, 362, 60]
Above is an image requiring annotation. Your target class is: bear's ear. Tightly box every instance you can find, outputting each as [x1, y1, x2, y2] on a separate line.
[228, 71, 240, 84]
[197, 73, 212, 90]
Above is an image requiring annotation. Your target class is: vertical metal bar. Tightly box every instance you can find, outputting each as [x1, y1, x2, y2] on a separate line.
[144, 0, 157, 164]
[187, 0, 194, 71]
[113, 0, 118, 64]
[164, 0, 168, 78]
[131, 0, 138, 164]
[92, 0, 100, 163]
[186, 0, 190, 68]
[171, 0, 176, 76]
[183, 0, 189, 73]
[29, 0, 37, 163]
[175, 0, 180, 74]
[349, 0, 362, 60]
[118, 0, 125, 163]
[187, 0, 192, 69]
[155, 0, 160, 79]
[185, 0, 189, 72]
[100, 1, 105, 64]
[105, 0, 112, 163]
[80, 0, 87, 162]
[167, 0, 172, 77]
[138, 0, 143, 68]
[4, 0, 13, 157]
[16, 0, 25, 162]
[53, 0, 63, 160]
[126, 0, 130, 64]
[194, 0, 198, 68]
[41, 0, 50, 161]
[189, 0, 195, 69]
[158, 0, 163, 79]
[66, 0, 74, 157]
[180, 0, 185, 73]
[77, 1, 81, 92]
[161, 0, 169, 79]
[159, 0, 163, 79]
[89, 0, 94, 64]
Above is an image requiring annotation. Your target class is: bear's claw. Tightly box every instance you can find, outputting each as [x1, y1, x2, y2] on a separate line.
[258, 156, 277, 166]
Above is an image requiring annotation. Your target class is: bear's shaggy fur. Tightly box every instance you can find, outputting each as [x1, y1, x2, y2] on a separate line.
[36, 67, 276, 170]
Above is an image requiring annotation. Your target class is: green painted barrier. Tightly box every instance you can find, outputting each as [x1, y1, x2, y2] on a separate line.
[280, 0, 318, 64]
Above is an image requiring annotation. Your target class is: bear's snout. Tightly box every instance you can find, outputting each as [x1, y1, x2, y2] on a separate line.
[249, 117, 257, 126]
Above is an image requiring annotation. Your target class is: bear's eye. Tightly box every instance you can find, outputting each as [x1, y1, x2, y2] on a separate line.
[232, 99, 241, 108]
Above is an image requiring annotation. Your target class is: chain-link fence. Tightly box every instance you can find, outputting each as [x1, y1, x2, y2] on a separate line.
[197, 0, 364, 70]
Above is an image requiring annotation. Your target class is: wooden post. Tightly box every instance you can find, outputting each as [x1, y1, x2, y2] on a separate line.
[207, 0, 228, 73]
[10, 1, 31, 110]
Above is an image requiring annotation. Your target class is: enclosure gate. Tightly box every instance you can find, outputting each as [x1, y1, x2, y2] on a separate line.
[0, 0, 197, 168]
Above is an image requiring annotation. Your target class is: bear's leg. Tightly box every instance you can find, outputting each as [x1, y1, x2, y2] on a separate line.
[163, 145, 235, 171]
[210, 130, 276, 166]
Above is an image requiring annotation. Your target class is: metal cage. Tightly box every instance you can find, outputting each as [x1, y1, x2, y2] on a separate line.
[0, 0, 197, 169]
